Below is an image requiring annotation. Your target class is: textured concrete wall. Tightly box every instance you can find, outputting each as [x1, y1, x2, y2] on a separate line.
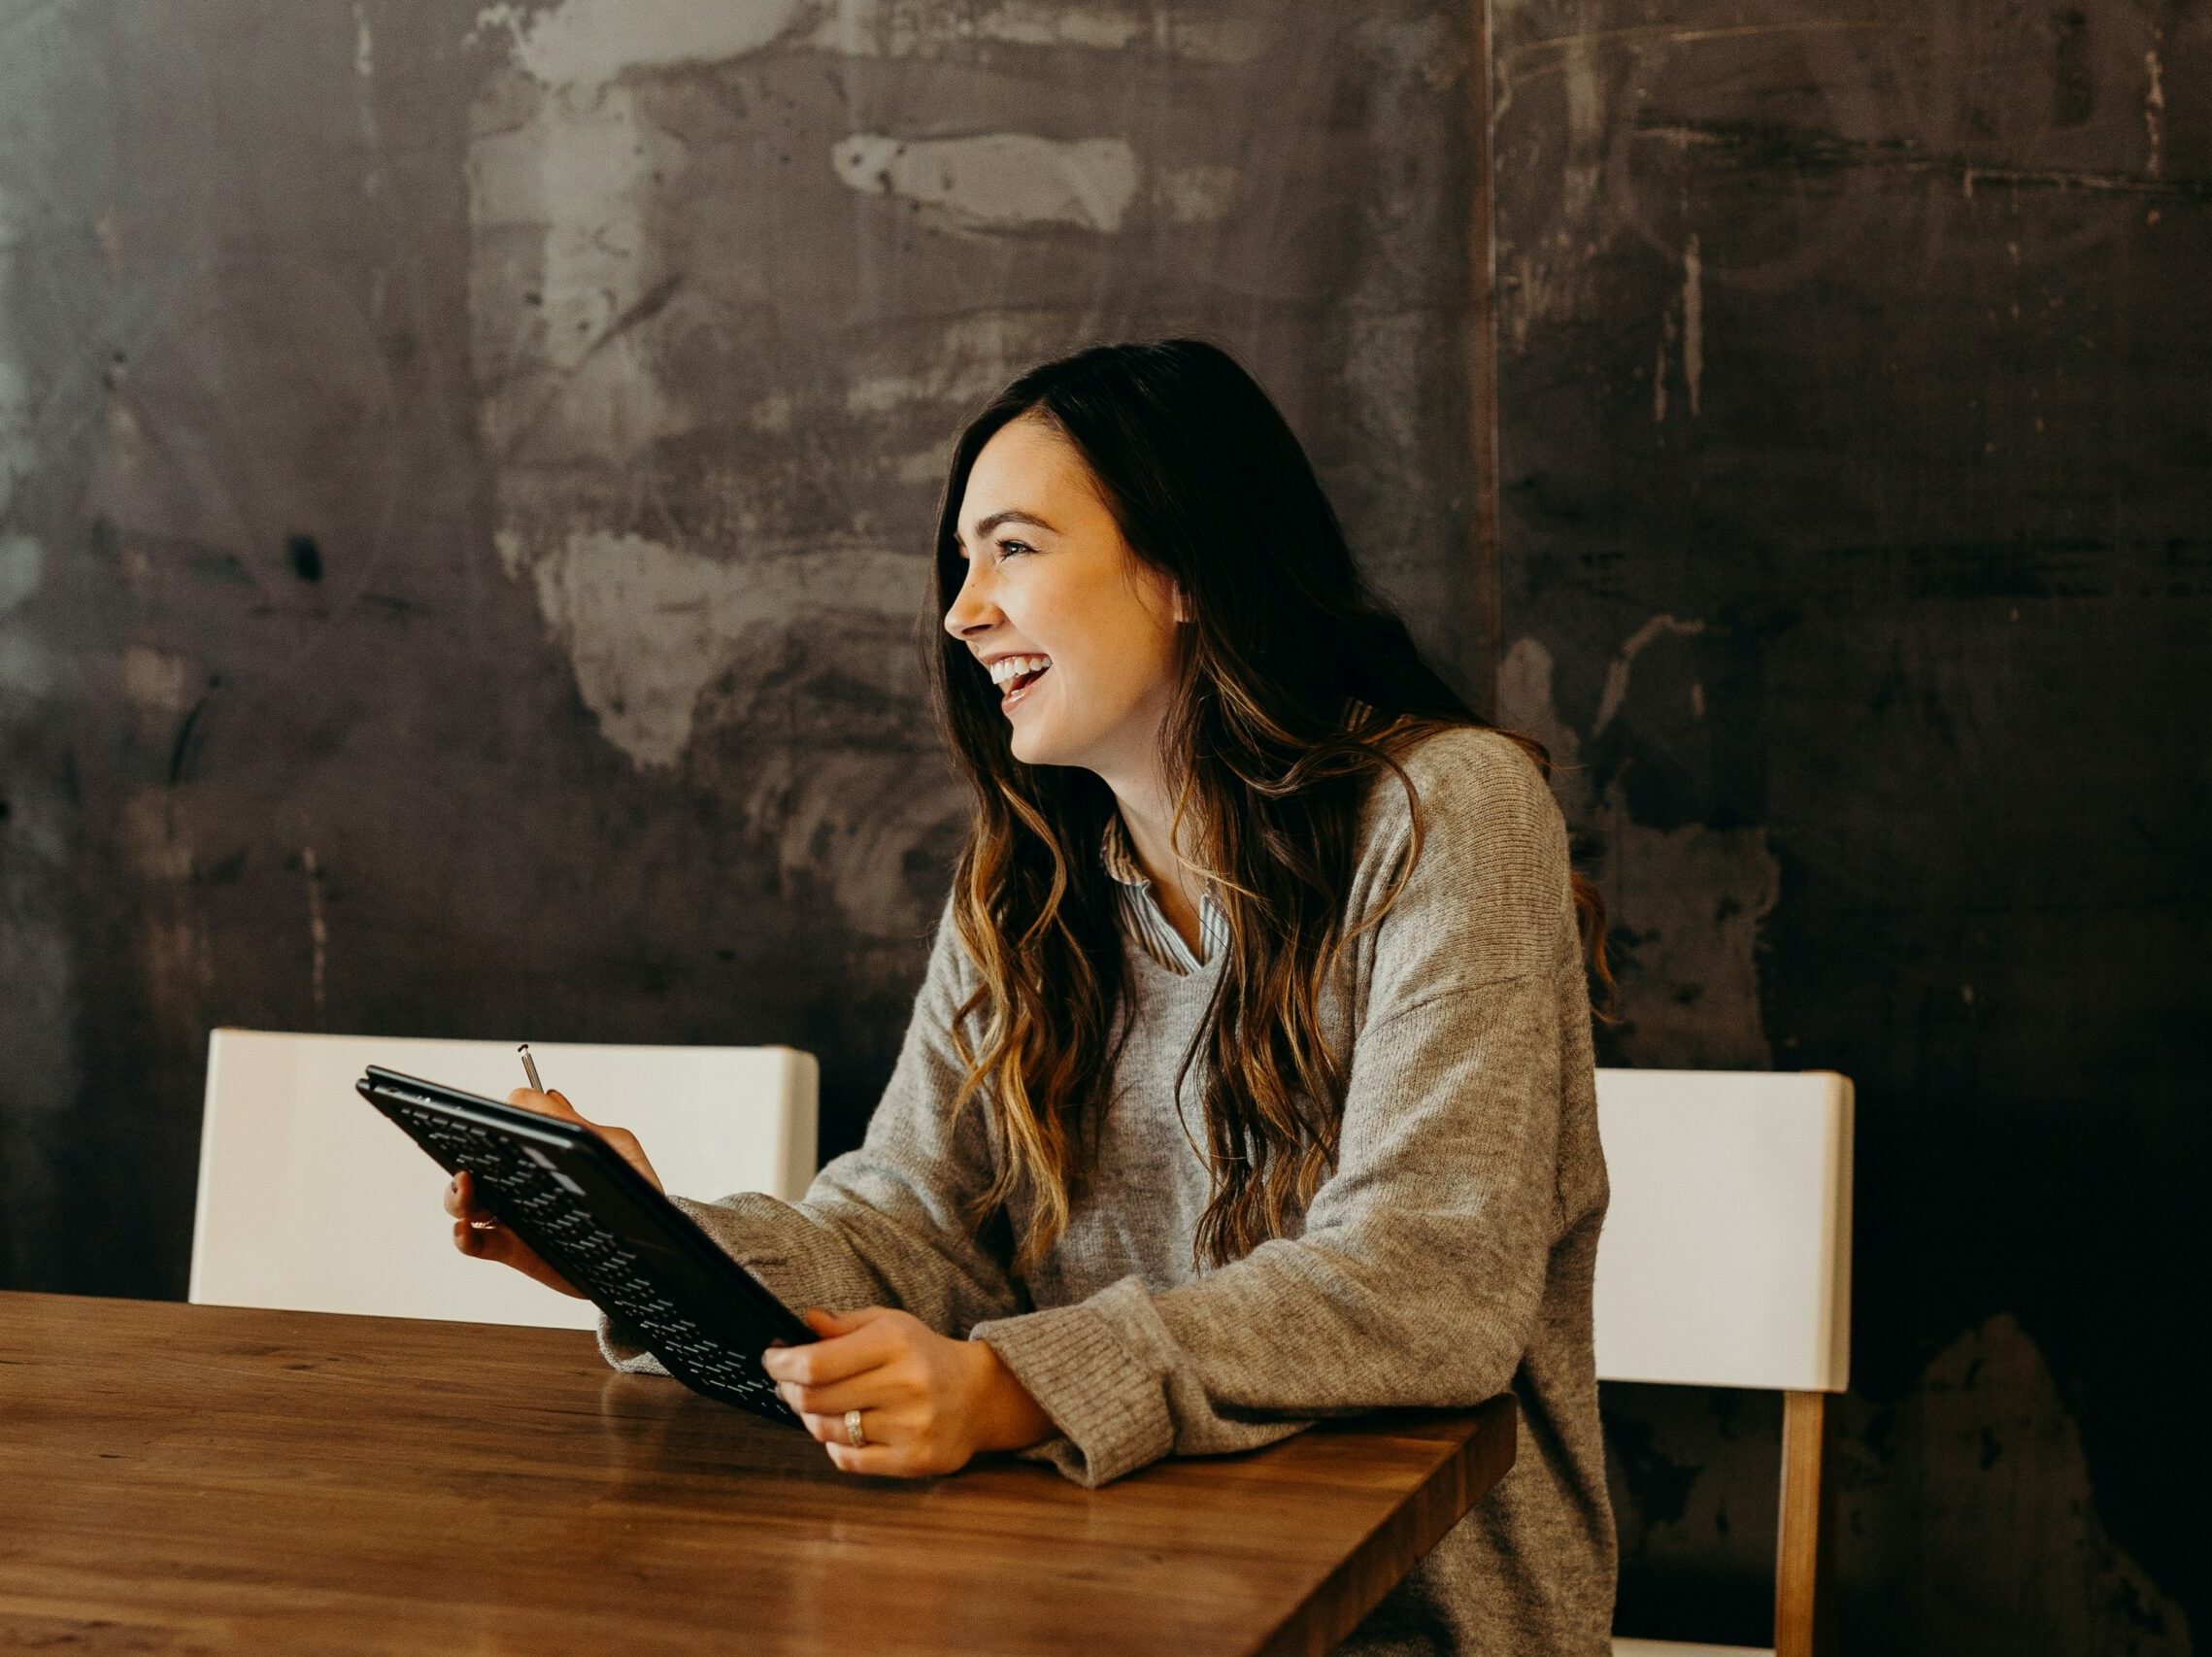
[0, 1, 1481, 1291]
[1491, 0, 2207, 1649]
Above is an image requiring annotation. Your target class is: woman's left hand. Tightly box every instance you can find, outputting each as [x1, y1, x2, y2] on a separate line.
[762, 1306, 1054, 1477]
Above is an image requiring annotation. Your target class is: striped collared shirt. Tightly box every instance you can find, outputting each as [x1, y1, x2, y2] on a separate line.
[1100, 810, 1229, 975]
[1101, 698, 1375, 975]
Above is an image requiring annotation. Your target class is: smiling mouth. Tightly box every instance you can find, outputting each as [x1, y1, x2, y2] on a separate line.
[993, 662, 1052, 713]
[988, 654, 1053, 701]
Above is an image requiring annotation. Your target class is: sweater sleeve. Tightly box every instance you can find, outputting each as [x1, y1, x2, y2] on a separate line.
[969, 732, 1578, 1486]
[598, 891, 1023, 1375]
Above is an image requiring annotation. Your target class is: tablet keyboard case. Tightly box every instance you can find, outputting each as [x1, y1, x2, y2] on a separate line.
[358, 1069, 807, 1427]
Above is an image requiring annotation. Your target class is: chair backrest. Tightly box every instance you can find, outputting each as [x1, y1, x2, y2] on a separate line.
[1592, 1068, 1853, 1394]
[190, 1029, 819, 1331]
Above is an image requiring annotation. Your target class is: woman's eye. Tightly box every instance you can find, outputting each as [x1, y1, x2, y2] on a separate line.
[996, 540, 1033, 558]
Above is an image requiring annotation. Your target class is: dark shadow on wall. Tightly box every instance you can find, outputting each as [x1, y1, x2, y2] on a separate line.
[1604, 1381, 1786, 1648]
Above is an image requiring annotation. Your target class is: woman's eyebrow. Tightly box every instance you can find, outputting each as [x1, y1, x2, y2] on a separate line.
[957, 509, 1059, 547]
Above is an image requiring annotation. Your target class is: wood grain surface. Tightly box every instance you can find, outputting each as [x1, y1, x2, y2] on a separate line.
[0, 1293, 1515, 1656]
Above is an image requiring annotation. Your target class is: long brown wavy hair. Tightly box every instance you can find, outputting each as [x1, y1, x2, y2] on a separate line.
[923, 340, 1611, 1273]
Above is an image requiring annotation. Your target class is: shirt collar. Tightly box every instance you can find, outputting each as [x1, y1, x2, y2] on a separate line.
[1099, 809, 1152, 889]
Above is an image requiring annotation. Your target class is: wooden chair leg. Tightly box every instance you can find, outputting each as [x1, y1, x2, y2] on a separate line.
[1774, 1390, 1836, 1657]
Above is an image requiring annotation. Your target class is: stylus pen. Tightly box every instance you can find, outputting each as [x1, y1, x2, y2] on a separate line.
[464, 1043, 544, 1233]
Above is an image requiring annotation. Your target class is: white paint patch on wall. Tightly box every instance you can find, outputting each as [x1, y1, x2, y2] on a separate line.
[1593, 612, 1705, 735]
[470, 78, 689, 462]
[1498, 636, 1587, 802]
[832, 133, 1140, 234]
[475, 0, 812, 85]
[805, 2, 1263, 65]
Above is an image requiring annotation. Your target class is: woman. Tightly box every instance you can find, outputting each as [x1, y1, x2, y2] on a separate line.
[447, 340, 1618, 1654]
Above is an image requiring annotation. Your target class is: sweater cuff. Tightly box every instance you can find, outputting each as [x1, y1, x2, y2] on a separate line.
[971, 1287, 1175, 1488]
[595, 1311, 671, 1375]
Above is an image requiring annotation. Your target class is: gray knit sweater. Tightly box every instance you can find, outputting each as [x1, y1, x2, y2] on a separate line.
[598, 727, 1617, 1654]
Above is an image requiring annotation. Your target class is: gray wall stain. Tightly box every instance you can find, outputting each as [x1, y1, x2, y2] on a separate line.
[1494, 0, 2208, 1648]
[1499, 631, 1781, 1068]
[1840, 1315, 2190, 1654]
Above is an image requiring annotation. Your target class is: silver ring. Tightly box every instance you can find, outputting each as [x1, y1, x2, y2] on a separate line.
[844, 1408, 866, 1448]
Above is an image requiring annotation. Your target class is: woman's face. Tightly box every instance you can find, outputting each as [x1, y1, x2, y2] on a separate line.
[942, 415, 1187, 776]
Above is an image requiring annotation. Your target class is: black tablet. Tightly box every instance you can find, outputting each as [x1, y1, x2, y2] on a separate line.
[354, 1064, 812, 1427]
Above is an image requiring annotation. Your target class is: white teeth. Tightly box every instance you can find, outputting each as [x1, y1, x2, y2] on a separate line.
[988, 655, 1052, 687]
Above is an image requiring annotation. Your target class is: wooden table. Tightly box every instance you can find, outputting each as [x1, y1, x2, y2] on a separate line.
[0, 1293, 1515, 1655]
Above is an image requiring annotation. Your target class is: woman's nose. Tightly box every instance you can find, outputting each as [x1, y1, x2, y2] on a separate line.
[943, 562, 999, 640]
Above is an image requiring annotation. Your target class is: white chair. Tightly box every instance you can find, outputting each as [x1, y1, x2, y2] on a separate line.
[190, 1029, 818, 1331]
[1594, 1068, 1855, 1657]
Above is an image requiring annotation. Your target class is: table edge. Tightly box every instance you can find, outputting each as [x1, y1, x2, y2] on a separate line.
[1248, 1394, 1518, 1657]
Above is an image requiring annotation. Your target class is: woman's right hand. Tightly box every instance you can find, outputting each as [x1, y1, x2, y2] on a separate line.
[442, 1087, 666, 1300]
